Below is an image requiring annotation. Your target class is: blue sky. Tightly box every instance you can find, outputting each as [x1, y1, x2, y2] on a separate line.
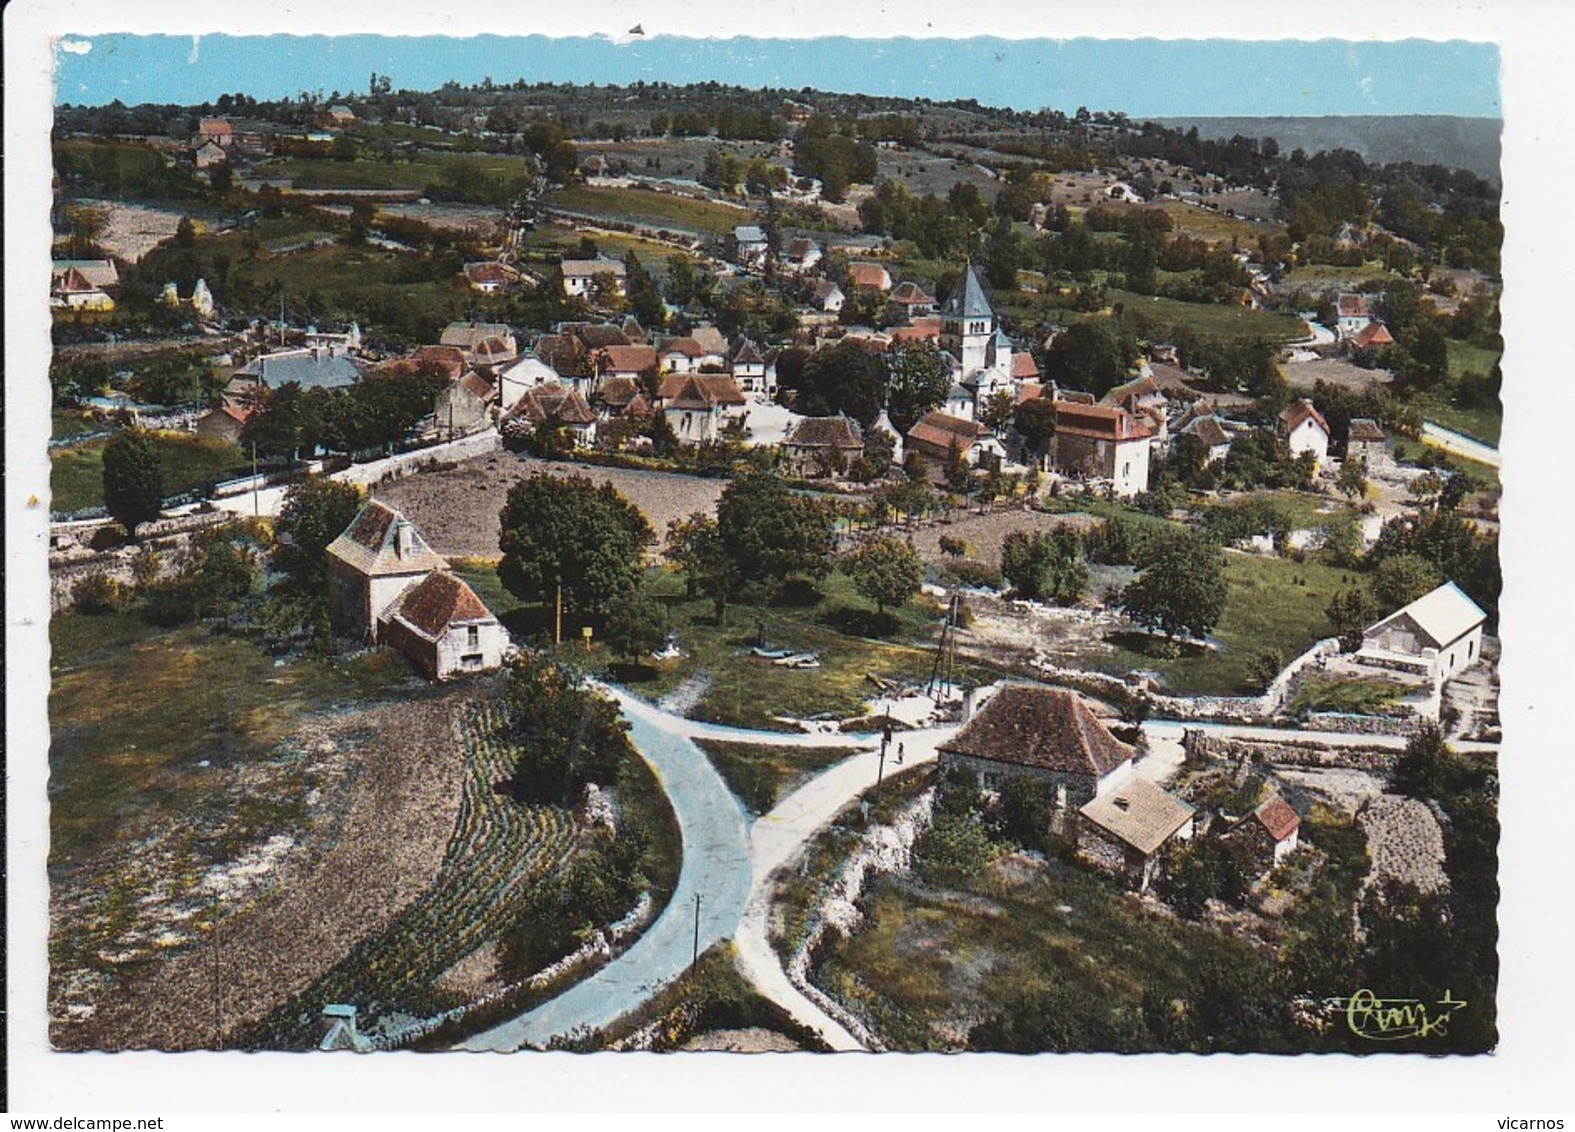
[53, 34, 1500, 118]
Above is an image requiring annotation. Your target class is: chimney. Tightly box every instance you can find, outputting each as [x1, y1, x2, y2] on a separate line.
[962, 686, 979, 721]
[395, 519, 412, 559]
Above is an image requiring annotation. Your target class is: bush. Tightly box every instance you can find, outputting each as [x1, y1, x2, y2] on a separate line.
[72, 571, 130, 614]
[940, 559, 1003, 591]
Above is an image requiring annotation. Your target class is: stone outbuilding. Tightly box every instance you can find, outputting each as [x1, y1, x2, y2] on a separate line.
[782, 414, 864, 478]
[380, 570, 508, 680]
[1078, 776, 1197, 892]
[327, 500, 450, 644]
[1226, 797, 1301, 875]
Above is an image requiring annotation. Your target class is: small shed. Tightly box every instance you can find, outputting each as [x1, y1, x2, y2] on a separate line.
[1227, 797, 1302, 874]
[1078, 776, 1196, 891]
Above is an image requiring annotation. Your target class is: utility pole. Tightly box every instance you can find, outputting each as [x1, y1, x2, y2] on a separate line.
[690, 892, 702, 978]
[554, 579, 563, 648]
[251, 440, 259, 518]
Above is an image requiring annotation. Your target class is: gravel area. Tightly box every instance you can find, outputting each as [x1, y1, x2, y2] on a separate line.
[78, 198, 185, 263]
[376, 453, 728, 558]
[908, 508, 1097, 570]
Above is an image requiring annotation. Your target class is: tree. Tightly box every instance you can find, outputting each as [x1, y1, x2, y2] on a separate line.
[1041, 320, 1134, 398]
[273, 476, 363, 587]
[498, 473, 654, 631]
[101, 430, 165, 535]
[1372, 552, 1444, 611]
[602, 588, 667, 663]
[884, 341, 951, 432]
[1119, 535, 1227, 641]
[1337, 457, 1368, 500]
[716, 472, 834, 589]
[842, 536, 923, 616]
[504, 654, 631, 805]
[979, 389, 1017, 436]
[1013, 395, 1057, 458]
[1326, 584, 1378, 648]
[1001, 528, 1088, 603]
[174, 216, 197, 248]
[796, 340, 888, 426]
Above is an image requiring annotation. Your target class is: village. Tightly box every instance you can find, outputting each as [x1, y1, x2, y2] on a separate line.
[44, 72, 1502, 1057]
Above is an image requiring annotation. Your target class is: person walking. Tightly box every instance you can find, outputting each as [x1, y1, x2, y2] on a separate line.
[896, 742, 905, 765]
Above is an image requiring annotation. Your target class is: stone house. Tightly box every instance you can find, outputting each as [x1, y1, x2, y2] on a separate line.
[938, 685, 1136, 809]
[560, 256, 627, 300]
[434, 371, 497, 438]
[905, 410, 1004, 477]
[1050, 401, 1153, 498]
[439, 322, 519, 370]
[659, 374, 746, 446]
[1079, 776, 1197, 892]
[811, 279, 845, 314]
[327, 500, 450, 644]
[502, 383, 599, 448]
[1226, 797, 1301, 875]
[1346, 417, 1389, 465]
[782, 414, 865, 478]
[379, 570, 509, 680]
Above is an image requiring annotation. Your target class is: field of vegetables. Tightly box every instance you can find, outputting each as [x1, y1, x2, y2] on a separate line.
[241, 703, 581, 1049]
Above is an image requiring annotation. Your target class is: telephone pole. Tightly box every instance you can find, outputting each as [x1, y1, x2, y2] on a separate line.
[690, 892, 702, 978]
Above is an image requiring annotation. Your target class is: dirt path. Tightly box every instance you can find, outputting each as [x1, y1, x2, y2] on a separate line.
[57, 694, 471, 1051]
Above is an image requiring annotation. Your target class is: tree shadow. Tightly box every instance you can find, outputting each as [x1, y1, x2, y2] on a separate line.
[769, 577, 823, 608]
[606, 660, 660, 683]
[1104, 629, 1209, 661]
[821, 603, 900, 639]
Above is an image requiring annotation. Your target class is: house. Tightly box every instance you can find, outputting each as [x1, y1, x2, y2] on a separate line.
[1277, 399, 1331, 469]
[497, 354, 563, 410]
[782, 414, 865, 478]
[397, 345, 467, 384]
[560, 257, 627, 299]
[658, 337, 708, 374]
[889, 317, 942, 347]
[379, 570, 509, 681]
[689, 325, 732, 368]
[197, 117, 235, 147]
[905, 410, 1004, 476]
[1011, 352, 1041, 383]
[620, 316, 649, 345]
[51, 258, 120, 295]
[530, 333, 593, 386]
[193, 139, 229, 171]
[49, 265, 116, 310]
[810, 279, 846, 314]
[593, 375, 646, 418]
[327, 500, 450, 644]
[888, 281, 937, 317]
[1103, 375, 1170, 448]
[1335, 293, 1374, 340]
[1346, 417, 1389, 465]
[1178, 412, 1233, 465]
[660, 374, 746, 446]
[1351, 321, 1395, 352]
[439, 322, 519, 370]
[502, 383, 599, 448]
[595, 344, 659, 383]
[1079, 775, 1197, 892]
[846, 261, 893, 293]
[195, 401, 258, 445]
[434, 371, 497, 437]
[1227, 797, 1301, 875]
[463, 261, 524, 294]
[1049, 402, 1153, 498]
[1357, 581, 1488, 683]
[234, 347, 363, 391]
[731, 339, 770, 394]
[326, 105, 356, 128]
[780, 237, 822, 275]
[733, 225, 769, 268]
[939, 685, 1136, 808]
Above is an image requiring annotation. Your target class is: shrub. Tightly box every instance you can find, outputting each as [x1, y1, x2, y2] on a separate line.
[940, 559, 1003, 591]
[72, 571, 129, 614]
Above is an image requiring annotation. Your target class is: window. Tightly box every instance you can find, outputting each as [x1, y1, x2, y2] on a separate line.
[467, 625, 480, 648]
[461, 653, 483, 670]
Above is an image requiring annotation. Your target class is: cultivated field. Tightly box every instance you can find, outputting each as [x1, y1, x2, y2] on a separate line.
[375, 452, 729, 558]
[75, 198, 187, 263]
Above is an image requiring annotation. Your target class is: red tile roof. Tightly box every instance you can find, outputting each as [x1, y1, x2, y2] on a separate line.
[1352, 321, 1395, 349]
[785, 415, 864, 451]
[660, 337, 706, 360]
[1053, 401, 1154, 442]
[1011, 352, 1040, 380]
[388, 571, 494, 640]
[663, 374, 746, 410]
[1252, 798, 1301, 843]
[598, 344, 658, 374]
[907, 410, 986, 453]
[941, 686, 1135, 779]
[1278, 399, 1330, 437]
[889, 280, 936, 306]
[1348, 417, 1387, 443]
[596, 375, 642, 408]
[1337, 294, 1371, 318]
[847, 262, 892, 291]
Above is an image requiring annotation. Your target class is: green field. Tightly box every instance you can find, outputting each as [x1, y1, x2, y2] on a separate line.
[1287, 674, 1411, 716]
[1393, 436, 1501, 489]
[996, 286, 1308, 342]
[1096, 550, 1355, 696]
[1281, 263, 1404, 288]
[550, 184, 754, 236]
[528, 223, 703, 270]
[1159, 201, 1286, 245]
[693, 739, 855, 815]
[255, 153, 534, 193]
[50, 432, 249, 514]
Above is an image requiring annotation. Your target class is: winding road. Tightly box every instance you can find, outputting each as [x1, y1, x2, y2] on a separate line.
[1421, 421, 1501, 469]
[460, 681, 1500, 1052]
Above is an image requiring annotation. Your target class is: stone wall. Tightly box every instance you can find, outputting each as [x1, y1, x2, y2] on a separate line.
[1182, 728, 1398, 774]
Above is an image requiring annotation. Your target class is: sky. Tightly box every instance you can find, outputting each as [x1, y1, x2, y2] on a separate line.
[52, 34, 1501, 119]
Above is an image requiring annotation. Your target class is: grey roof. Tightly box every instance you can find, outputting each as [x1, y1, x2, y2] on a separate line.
[734, 225, 767, 243]
[326, 500, 447, 579]
[1080, 776, 1196, 856]
[239, 349, 362, 391]
[942, 264, 994, 320]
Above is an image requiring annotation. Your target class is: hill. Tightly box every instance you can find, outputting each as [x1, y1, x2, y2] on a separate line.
[1151, 116, 1501, 184]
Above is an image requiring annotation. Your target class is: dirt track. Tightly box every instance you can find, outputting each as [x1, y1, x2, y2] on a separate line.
[54, 693, 471, 1051]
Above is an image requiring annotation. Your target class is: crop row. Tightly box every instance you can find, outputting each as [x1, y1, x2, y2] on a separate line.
[241, 702, 581, 1049]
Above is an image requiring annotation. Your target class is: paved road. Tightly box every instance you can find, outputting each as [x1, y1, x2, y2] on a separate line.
[459, 687, 753, 1051]
[732, 724, 956, 1052]
[1422, 421, 1501, 469]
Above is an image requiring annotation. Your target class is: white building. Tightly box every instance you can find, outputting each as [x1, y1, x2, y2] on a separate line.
[1357, 581, 1488, 683]
[561, 256, 627, 299]
[1278, 399, 1331, 470]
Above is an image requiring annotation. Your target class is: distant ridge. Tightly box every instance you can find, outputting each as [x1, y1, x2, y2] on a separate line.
[1150, 115, 1501, 184]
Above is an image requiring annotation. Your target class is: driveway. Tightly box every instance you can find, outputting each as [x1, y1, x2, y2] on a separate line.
[460, 687, 753, 1051]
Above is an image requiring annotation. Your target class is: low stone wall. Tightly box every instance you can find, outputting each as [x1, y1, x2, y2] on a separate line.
[1302, 711, 1421, 737]
[337, 429, 502, 489]
[49, 510, 237, 613]
[1182, 729, 1398, 774]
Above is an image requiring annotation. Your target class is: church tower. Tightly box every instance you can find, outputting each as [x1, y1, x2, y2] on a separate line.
[940, 264, 995, 379]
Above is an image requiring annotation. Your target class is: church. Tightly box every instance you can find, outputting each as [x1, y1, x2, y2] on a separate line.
[936, 264, 1020, 422]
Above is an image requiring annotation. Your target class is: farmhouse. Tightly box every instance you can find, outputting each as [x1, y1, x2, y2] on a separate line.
[938, 685, 1136, 808]
[847, 261, 894, 293]
[327, 500, 450, 645]
[1351, 320, 1395, 352]
[434, 371, 497, 438]
[905, 410, 1004, 476]
[1049, 401, 1153, 498]
[463, 261, 525, 294]
[781, 414, 864, 478]
[439, 322, 519, 370]
[1227, 797, 1301, 875]
[1357, 580, 1488, 683]
[1078, 776, 1196, 892]
[780, 237, 823, 275]
[195, 401, 258, 445]
[1335, 293, 1374, 340]
[560, 256, 627, 299]
[731, 339, 770, 395]
[888, 281, 937, 317]
[379, 570, 509, 681]
[810, 279, 846, 314]
[660, 374, 747, 446]
[733, 225, 769, 268]
[1277, 399, 1330, 470]
[595, 343, 659, 383]
[502, 383, 599, 448]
